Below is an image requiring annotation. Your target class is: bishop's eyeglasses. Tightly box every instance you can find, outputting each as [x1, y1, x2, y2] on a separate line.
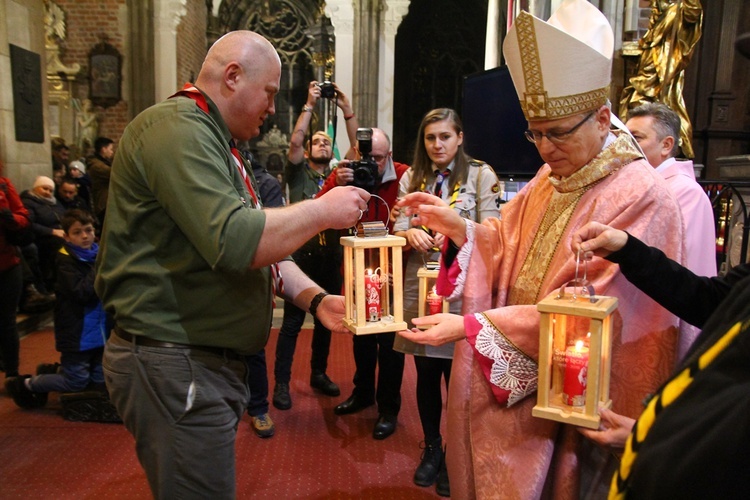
[524, 111, 595, 145]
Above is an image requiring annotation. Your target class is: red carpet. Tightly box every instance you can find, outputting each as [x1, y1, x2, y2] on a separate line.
[0, 327, 446, 499]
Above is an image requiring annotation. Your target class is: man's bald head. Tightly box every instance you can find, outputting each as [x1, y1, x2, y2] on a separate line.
[198, 31, 278, 83]
[195, 31, 281, 141]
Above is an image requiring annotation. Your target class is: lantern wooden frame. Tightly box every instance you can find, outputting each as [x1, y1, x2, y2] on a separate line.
[341, 234, 407, 335]
[533, 289, 617, 429]
[417, 266, 449, 327]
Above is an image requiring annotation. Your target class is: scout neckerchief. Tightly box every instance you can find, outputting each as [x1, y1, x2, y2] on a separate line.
[169, 84, 284, 298]
[170, 84, 260, 208]
[306, 163, 328, 191]
[419, 166, 461, 241]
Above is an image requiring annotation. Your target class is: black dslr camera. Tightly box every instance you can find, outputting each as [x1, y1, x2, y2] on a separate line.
[316, 81, 336, 99]
[350, 128, 379, 192]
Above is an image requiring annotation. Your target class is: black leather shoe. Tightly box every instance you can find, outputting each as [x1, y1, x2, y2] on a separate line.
[272, 382, 292, 410]
[373, 414, 397, 440]
[334, 394, 375, 415]
[310, 371, 340, 397]
[414, 438, 443, 487]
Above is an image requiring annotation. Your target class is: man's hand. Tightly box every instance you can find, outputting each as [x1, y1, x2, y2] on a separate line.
[314, 294, 352, 334]
[398, 313, 466, 346]
[577, 408, 635, 451]
[404, 228, 436, 253]
[314, 186, 370, 229]
[332, 83, 353, 115]
[334, 160, 354, 186]
[395, 192, 467, 246]
[571, 222, 628, 260]
[306, 81, 321, 108]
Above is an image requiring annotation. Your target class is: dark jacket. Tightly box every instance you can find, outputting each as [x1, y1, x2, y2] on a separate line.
[611, 237, 750, 498]
[54, 245, 112, 352]
[20, 190, 65, 239]
[251, 161, 283, 209]
[87, 154, 112, 215]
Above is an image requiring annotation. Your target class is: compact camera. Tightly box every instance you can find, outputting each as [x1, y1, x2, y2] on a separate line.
[316, 81, 336, 99]
[350, 128, 379, 192]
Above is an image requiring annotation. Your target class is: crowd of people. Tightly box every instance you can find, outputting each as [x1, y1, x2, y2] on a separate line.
[1, 1, 743, 498]
[2, 133, 118, 419]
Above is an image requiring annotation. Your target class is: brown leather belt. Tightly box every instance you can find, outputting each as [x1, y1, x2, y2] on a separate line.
[113, 326, 237, 358]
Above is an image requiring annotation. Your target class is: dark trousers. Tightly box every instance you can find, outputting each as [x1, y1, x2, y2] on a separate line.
[274, 248, 341, 384]
[351, 332, 405, 416]
[414, 355, 452, 442]
[0, 264, 23, 376]
[245, 349, 269, 416]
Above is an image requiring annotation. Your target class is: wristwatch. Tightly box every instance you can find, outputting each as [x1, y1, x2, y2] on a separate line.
[309, 292, 329, 319]
[302, 104, 313, 113]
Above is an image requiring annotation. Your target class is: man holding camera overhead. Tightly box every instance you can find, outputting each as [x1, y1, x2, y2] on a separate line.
[319, 127, 410, 440]
[272, 80, 360, 410]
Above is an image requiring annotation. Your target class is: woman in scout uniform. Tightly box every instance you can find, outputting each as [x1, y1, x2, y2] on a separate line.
[393, 107, 501, 496]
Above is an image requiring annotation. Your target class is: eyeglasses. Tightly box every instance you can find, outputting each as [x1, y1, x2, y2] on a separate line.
[524, 111, 595, 145]
[371, 153, 390, 162]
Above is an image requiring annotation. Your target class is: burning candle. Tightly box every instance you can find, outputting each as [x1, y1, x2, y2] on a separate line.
[365, 268, 381, 322]
[562, 340, 589, 406]
[427, 286, 443, 315]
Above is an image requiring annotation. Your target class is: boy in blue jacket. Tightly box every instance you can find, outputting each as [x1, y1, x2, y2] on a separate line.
[5, 209, 112, 409]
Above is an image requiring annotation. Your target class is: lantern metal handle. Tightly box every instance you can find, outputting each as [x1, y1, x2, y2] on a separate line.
[555, 247, 596, 302]
[556, 280, 596, 302]
[355, 194, 390, 236]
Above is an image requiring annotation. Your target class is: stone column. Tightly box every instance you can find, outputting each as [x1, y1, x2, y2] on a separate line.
[379, 0, 409, 140]
[485, 0, 501, 70]
[353, 0, 382, 129]
[326, 0, 355, 153]
[127, 0, 155, 117]
[154, 0, 187, 102]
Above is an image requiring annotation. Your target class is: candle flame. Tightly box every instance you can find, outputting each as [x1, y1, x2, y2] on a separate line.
[575, 340, 585, 350]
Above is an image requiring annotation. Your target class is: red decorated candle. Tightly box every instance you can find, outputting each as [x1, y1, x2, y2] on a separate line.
[562, 340, 589, 406]
[427, 286, 443, 315]
[365, 269, 381, 322]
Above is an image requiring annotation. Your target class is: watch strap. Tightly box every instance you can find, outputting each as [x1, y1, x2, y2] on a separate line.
[309, 292, 329, 318]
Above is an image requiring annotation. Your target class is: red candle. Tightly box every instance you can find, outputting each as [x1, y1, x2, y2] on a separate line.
[427, 286, 442, 315]
[562, 340, 589, 406]
[365, 269, 381, 322]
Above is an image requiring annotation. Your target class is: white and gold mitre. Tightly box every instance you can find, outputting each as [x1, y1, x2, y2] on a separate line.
[503, 0, 614, 121]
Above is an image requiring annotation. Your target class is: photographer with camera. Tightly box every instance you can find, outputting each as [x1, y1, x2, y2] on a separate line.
[319, 127, 410, 440]
[272, 81, 359, 411]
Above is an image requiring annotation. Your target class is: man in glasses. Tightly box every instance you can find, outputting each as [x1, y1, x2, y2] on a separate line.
[394, 1, 686, 497]
[320, 128, 409, 440]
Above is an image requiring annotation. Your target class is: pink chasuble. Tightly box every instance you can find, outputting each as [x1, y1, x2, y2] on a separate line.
[441, 134, 685, 499]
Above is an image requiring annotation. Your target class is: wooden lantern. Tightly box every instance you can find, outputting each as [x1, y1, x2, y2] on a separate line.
[341, 226, 407, 335]
[532, 285, 617, 429]
[417, 264, 449, 327]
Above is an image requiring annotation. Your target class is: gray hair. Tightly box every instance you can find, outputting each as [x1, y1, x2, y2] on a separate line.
[627, 102, 681, 158]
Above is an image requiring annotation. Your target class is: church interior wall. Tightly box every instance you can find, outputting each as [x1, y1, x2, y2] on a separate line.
[176, 0, 208, 88]
[1, 0, 748, 192]
[53, 0, 129, 157]
[1, 0, 49, 191]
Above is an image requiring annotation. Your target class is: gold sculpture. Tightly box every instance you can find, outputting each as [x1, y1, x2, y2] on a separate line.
[620, 0, 703, 158]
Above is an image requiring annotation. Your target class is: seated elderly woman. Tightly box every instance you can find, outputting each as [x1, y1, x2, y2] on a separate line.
[20, 176, 66, 295]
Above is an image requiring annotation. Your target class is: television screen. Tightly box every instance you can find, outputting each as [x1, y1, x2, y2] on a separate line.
[462, 66, 542, 179]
